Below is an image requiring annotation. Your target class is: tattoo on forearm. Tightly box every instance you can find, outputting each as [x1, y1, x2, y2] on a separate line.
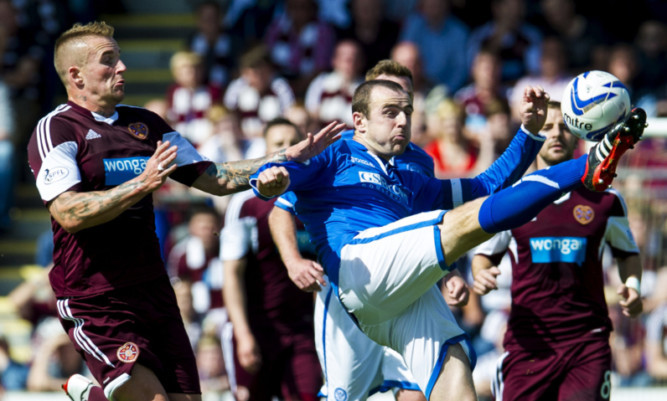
[53, 180, 143, 225]
[215, 149, 287, 190]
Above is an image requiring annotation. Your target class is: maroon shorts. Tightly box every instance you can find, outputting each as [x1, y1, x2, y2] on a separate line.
[56, 274, 200, 395]
[495, 338, 612, 401]
[230, 322, 321, 401]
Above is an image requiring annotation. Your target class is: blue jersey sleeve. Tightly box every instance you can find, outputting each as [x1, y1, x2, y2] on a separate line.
[275, 191, 297, 215]
[413, 127, 545, 211]
[250, 148, 332, 200]
[462, 126, 544, 198]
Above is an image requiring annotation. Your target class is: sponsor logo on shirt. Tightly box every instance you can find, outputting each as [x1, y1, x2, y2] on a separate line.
[116, 342, 140, 363]
[43, 167, 70, 185]
[128, 122, 149, 139]
[350, 156, 374, 168]
[573, 204, 594, 225]
[103, 156, 150, 185]
[530, 236, 587, 265]
[358, 171, 409, 204]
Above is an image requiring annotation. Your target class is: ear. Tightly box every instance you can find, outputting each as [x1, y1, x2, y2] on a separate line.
[352, 111, 367, 134]
[69, 66, 84, 88]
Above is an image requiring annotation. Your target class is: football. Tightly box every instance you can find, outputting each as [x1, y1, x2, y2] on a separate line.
[561, 70, 631, 141]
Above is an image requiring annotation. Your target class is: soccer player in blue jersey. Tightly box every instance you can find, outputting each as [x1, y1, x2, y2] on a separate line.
[269, 60, 465, 401]
[251, 79, 646, 400]
[26, 21, 343, 401]
[471, 101, 643, 401]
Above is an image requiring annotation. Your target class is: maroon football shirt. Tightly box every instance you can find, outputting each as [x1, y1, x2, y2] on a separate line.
[27, 101, 212, 298]
[476, 187, 639, 350]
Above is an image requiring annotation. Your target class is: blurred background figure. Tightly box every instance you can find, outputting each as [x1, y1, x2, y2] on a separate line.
[538, 0, 607, 75]
[187, 1, 238, 90]
[264, 0, 336, 98]
[0, 76, 15, 234]
[167, 206, 226, 340]
[304, 39, 364, 129]
[391, 41, 432, 147]
[26, 329, 89, 392]
[454, 47, 510, 136]
[224, 44, 295, 155]
[196, 334, 233, 401]
[336, 0, 400, 73]
[467, 0, 542, 85]
[222, 118, 320, 401]
[509, 36, 573, 123]
[166, 51, 223, 147]
[0, 335, 29, 391]
[400, 0, 470, 94]
[423, 98, 495, 179]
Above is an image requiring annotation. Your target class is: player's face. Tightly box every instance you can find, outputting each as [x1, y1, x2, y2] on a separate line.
[80, 36, 126, 109]
[265, 124, 301, 154]
[355, 86, 413, 159]
[538, 106, 578, 166]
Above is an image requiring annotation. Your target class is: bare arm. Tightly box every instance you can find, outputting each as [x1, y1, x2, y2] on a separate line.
[223, 258, 261, 373]
[616, 253, 643, 318]
[441, 270, 470, 307]
[48, 141, 178, 233]
[268, 206, 325, 292]
[192, 121, 345, 196]
[471, 253, 502, 296]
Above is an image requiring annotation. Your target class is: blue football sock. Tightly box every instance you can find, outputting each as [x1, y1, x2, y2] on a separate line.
[478, 156, 587, 233]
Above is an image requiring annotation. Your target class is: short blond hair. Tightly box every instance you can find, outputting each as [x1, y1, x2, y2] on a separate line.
[54, 21, 115, 83]
[170, 51, 202, 73]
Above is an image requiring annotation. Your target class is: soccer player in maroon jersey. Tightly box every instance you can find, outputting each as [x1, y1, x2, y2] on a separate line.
[222, 118, 321, 401]
[471, 101, 644, 401]
[26, 21, 343, 401]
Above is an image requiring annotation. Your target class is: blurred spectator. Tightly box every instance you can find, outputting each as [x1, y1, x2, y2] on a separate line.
[187, 1, 238, 89]
[0, 0, 45, 176]
[483, 98, 515, 160]
[172, 279, 204, 350]
[196, 334, 233, 401]
[0, 335, 29, 390]
[222, 118, 320, 401]
[467, 0, 542, 85]
[538, 0, 607, 75]
[198, 105, 245, 164]
[8, 265, 57, 333]
[265, 0, 336, 98]
[645, 267, 667, 384]
[454, 47, 510, 136]
[26, 330, 89, 392]
[608, 301, 652, 387]
[336, 0, 400, 73]
[423, 98, 494, 179]
[283, 102, 319, 136]
[224, 44, 295, 149]
[143, 97, 169, 120]
[509, 36, 573, 123]
[471, 310, 508, 401]
[0, 77, 14, 234]
[167, 206, 225, 333]
[399, 0, 470, 93]
[390, 41, 433, 148]
[634, 20, 667, 115]
[304, 39, 364, 129]
[166, 51, 223, 147]
[225, 0, 279, 50]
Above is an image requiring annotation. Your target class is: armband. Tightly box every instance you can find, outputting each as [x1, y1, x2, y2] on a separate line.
[625, 277, 641, 295]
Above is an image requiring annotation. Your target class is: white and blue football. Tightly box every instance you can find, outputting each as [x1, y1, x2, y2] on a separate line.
[561, 70, 631, 141]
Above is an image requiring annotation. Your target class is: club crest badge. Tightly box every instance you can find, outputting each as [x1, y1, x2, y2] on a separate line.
[573, 204, 594, 225]
[128, 122, 148, 139]
[117, 342, 140, 363]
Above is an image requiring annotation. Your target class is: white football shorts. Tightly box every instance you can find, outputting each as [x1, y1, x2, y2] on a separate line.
[337, 210, 474, 397]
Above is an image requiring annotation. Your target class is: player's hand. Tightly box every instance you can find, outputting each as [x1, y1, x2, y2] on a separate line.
[237, 336, 262, 374]
[285, 121, 346, 162]
[472, 266, 501, 295]
[617, 283, 643, 318]
[443, 273, 469, 307]
[142, 140, 178, 192]
[520, 86, 550, 136]
[285, 257, 326, 292]
[256, 166, 291, 197]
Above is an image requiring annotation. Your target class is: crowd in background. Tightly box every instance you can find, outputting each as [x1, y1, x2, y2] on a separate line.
[0, 0, 666, 399]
